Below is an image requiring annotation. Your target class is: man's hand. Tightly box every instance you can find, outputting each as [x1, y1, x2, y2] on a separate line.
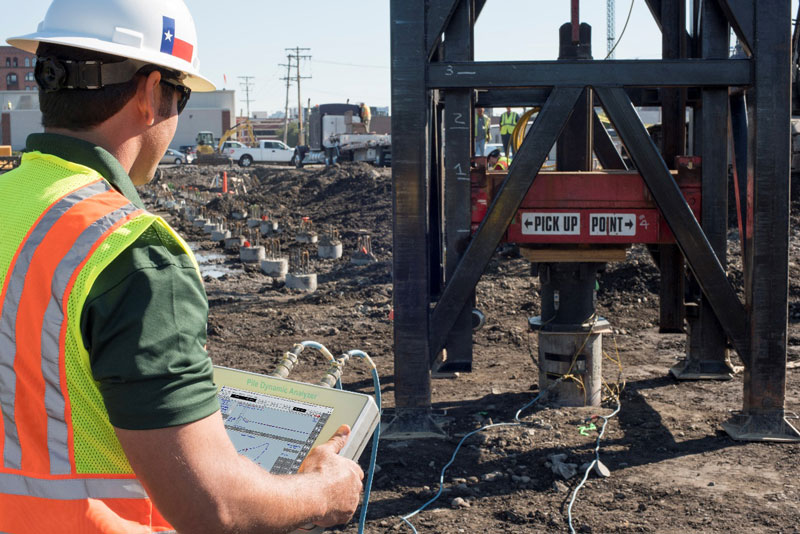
[299, 425, 365, 527]
[116, 413, 365, 533]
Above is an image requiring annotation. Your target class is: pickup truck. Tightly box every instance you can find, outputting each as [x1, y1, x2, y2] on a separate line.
[223, 140, 295, 167]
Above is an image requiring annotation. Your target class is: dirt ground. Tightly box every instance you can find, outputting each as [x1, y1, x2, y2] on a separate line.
[145, 162, 800, 534]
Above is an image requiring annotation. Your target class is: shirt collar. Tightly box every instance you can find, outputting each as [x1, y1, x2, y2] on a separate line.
[25, 133, 145, 210]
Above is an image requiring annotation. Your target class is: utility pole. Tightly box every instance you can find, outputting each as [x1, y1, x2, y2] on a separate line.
[279, 56, 294, 144]
[286, 47, 311, 145]
[238, 76, 256, 119]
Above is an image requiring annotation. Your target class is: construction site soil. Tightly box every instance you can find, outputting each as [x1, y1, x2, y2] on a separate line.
[147, 162, 800, 534]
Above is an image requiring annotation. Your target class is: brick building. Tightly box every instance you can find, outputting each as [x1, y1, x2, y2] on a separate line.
[0, 46, 37, 92]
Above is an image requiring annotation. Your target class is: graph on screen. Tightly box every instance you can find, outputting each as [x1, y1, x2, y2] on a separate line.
[219, 386, 333, 474]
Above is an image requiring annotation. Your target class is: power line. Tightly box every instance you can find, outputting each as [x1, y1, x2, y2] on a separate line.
[238, 76, 256, 118]
[312, 59, 389, 70]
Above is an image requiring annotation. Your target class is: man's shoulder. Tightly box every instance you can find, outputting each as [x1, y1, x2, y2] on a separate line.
[89, 221, 198, 300]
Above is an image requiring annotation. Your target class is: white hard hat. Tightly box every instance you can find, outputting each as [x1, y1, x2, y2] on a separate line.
[7, 0, 215, 92]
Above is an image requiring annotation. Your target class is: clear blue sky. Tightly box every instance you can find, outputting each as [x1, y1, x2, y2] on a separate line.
[2, 1, 796, 115]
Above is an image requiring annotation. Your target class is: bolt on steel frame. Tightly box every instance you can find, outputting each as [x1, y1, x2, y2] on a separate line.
[388, 0, 799, 442]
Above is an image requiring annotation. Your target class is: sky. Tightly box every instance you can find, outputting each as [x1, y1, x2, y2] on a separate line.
[1, 1, 796, 116]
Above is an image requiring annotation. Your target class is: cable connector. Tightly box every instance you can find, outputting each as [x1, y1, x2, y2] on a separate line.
[318, 358, 344, 388]
[270, 343, 304, 378]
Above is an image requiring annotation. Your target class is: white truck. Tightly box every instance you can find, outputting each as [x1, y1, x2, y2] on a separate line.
[224, 140, 295, 167]
[295, 103, 391, 167]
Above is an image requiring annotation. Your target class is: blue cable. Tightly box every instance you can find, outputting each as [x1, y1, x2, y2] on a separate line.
[401, 421, 519, 532]
[342, 350, 381, 534]
[400, 386, 555, 533]
[357, 368, 381, 534]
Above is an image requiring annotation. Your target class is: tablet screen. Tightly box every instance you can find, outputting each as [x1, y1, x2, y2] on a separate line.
[219, 385, 334, 474]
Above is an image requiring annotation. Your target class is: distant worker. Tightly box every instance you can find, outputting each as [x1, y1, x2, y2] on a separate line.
[487, 148, 509, 170]
[360, 102, 371, 132]
[475, 106, 491, 156]
[499, 106, 519, 157]
[1, 0, 363, 533]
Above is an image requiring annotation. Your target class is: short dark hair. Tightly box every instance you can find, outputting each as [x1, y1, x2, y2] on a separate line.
[37, 43, 174, 130]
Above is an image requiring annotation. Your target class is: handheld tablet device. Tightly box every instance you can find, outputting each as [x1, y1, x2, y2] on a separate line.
[213, 366, 380, 532]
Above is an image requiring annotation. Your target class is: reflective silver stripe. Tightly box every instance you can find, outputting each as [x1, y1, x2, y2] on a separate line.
[41, 203, 140, 474]
[0, 181, 110, 470]
[0, 471, 148, 500]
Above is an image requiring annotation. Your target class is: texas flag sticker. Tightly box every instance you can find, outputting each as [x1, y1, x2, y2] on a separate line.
[160, 16, 193, 62]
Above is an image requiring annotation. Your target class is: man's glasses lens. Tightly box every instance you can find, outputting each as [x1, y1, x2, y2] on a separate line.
[176, 85, 191, 114]
[162, 80, 191, 114]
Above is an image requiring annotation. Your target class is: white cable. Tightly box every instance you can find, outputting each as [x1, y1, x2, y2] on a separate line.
[567, 400, 622, 534]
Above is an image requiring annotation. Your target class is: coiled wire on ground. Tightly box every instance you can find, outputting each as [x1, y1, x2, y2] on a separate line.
[401, 380, 561, 534]
[403, 321, 625, 533]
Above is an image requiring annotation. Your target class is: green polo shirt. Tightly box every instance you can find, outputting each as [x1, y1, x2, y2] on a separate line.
[26, 133, 219, 430]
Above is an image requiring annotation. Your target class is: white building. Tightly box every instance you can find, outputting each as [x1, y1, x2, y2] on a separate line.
[171, 90, 235, 150]
[1, 89, 235, 151]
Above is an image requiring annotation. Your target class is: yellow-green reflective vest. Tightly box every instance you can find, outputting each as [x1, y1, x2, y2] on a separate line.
[500, 112, 519, 135]
[0, 151, 197, 533]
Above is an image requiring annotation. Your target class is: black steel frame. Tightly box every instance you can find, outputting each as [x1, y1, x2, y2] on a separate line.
[389, 0, 799, 441]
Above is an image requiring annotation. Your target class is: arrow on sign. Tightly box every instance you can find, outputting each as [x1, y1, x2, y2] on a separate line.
[524, 219, 533, 228]
[625, 220, 633, 229]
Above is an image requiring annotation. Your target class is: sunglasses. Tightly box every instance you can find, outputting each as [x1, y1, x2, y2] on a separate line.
[160, 79, 191, 115]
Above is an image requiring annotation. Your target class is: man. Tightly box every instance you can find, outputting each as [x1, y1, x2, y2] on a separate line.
[359, 102, 371, 132]
[0, 1, 362, 533]
[474, 107, 491, 156]
[499, 107, 519, 157]
[486, 148, 509, 171]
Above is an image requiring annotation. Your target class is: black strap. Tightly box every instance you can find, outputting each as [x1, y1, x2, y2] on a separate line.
[35, 57, 141, 92]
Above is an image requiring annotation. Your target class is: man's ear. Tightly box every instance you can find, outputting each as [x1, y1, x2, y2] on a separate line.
[135, 70, 162, 127]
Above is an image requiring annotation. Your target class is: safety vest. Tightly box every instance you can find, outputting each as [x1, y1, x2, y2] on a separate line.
[0, 152, 193, 533]
[500, 112, 518, 135]
[475, 114, 491, 140]
[492, 156, 510, 170]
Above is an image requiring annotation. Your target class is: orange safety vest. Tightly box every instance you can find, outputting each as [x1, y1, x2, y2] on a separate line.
[491, 156, 509, 170]
[0, 152, 180, 533]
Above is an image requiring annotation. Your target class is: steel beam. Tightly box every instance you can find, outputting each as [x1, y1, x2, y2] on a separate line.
[673, 0, 734, 380]
[724, 1, 800, 442]
[477, 88, 671, 109]
[425, 0, 461, 59]
[595, 86, 749, 362]
[386, 0, 442, 438]
[440, 0, 474, 373]
[657, 0, 688, 334]
[592, 111, 627, 170]
[729, 92, 748, 259]
[716, 0, 754, 55]
[556, 23, 593, 172]
[428, 59, 751, 89]
[476, 88, 552, 108]
[428, 87, 582, 358]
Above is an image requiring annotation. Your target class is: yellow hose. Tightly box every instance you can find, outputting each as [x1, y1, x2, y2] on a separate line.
[511, 107, 540, 153]
[511, 107, 558, 170]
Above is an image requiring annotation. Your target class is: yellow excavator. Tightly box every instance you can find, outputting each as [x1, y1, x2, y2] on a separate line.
[195, 120, 257, 164]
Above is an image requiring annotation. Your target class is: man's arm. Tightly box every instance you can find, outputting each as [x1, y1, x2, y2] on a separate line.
[115, 413, 364, 534]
